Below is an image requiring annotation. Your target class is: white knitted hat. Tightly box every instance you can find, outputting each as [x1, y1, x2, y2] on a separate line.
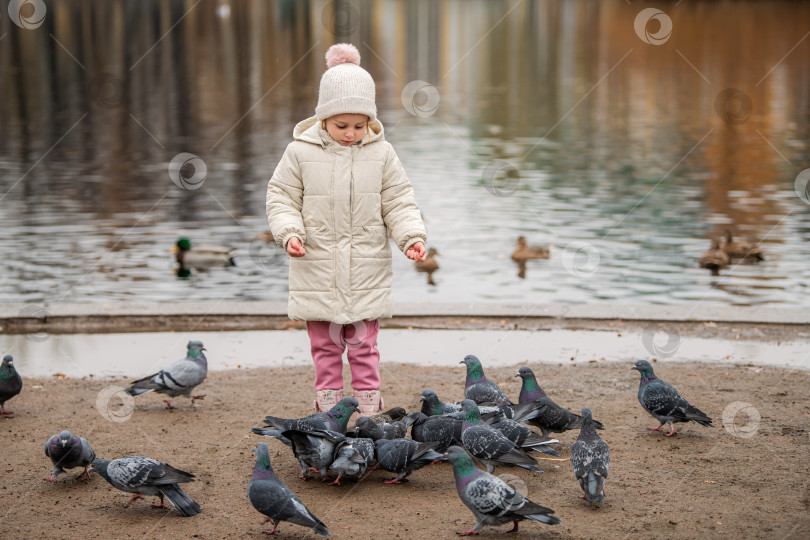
[315, 44, 377, 122]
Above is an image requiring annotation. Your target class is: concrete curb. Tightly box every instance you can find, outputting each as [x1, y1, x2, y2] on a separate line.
[1, 302, 808, 335]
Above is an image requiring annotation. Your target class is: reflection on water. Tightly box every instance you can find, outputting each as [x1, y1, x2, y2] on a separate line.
[0, 0, 808, 307]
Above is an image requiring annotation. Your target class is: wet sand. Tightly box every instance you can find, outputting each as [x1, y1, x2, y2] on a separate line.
[2, 361, 809, 539]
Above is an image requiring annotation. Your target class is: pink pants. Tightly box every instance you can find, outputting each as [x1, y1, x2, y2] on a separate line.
[306, 320, 380, 391]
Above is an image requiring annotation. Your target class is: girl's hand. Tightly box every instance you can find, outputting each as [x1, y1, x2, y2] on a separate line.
[287, 237, 307, 257]
[406, 241, 427, 262]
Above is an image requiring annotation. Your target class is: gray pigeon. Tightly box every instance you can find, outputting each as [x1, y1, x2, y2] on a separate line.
[570, 408, 610, 503]
[248, 443, 330, 536]
[328, 437, 375, 485]
[281, 428, 347, 480]
[262, 397, 359, 436]
[461, 355, 514, 406]
[0, 355, 23, 415]
[404, 411, 462, 452]
[44, 430, 96, 482]
[447, 446, 560, 535]
[367, 407, 407, 424]
[632, 360, 714, 436]
[125, 341, 208, 409]
[487, 417, 562, 457]
[460, 400, 543, 474]
[516, 367, 605, 437]
[90, 456, 201, 516]
[420, 389, 533, 420]
[373, 439, 446, 484]
[354, 416, 406, 440]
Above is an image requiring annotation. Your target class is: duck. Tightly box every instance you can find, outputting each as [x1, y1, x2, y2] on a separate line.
[171, 237, 236, 270]
[414, 248, 439, 286]
[511, 236, 550, 261]
[722, 229, 764, 261]
[699, 238, 729, 275]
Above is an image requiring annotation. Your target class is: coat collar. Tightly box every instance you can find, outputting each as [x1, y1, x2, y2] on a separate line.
[293, 115, 385, 148]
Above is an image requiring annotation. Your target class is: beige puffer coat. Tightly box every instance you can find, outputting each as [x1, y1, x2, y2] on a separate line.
[266, 116, 427, 324]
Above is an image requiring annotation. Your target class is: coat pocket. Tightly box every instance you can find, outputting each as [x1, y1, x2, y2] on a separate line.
[351, 225, 390, 260]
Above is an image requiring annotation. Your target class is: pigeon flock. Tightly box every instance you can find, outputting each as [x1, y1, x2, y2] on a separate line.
[1, 346, 718, 536]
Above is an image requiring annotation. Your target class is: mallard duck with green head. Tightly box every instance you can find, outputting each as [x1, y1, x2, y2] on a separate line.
[172, 237, 236, 270]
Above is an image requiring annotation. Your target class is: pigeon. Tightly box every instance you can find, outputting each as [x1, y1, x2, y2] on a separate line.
[404, 411, 463, 452]
[447, 446, 560, 535]
[90, 456, 201, 516]
[459, 400, 543, 474]
[248, 442, 330, 536]
[261, 397, 359, 436]
[420, 389, 545, 424]
[0, 355, 23, 415]
[281, 428, 347, 480]
[516, 367, 604, 437]
[44, 430, 96, 482]
[373, 439, 446, 484]
[570, 408, 610, 503]
[487, 417, 562, 457]
[632, 359, 714, 436]
[461, 355, 514, 406]
[367, 407, 407, 424]
[124, 341, 208, 409]
[328, 437, 376, 485]
[354, 416, 406, 440]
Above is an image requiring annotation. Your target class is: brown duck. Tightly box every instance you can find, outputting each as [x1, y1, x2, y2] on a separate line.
[511, 237, 550, 261]
[722, 230, 764, 261]
[699, 238, 729, 275]
[415, 248, 439, 286]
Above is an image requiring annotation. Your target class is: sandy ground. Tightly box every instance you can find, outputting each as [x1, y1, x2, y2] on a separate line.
[1, 361, 809, 539]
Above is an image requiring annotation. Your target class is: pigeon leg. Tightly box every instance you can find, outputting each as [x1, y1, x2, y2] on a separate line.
[579, 493, 587, 499]
[262, 520, 280, 535]
[151, 493, 168, 509]
[507, 521, 520, 533]
[126, 494, 143, 505]
[383, 477, 408, 484]
[45, 476, 57, 483]
[457, 528, 479, 536]
[164, 399, 176, 410]
[191, 395, 206, 404]
[665, 424, 678, 437]
[331, 475, 342, 486]
[648, 423, 664, 432]
[0, 406, 13, 415]
[79, 466, 91, 480]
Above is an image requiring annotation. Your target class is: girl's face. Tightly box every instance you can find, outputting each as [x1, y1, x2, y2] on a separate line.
[324, 114, 369, 146]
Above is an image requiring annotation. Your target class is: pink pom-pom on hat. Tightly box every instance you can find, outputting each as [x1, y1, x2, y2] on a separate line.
[316, 43, 377, 122]
[325, 43, 361, 69]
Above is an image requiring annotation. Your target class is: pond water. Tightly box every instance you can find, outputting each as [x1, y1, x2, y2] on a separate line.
[1, 0, 809, 308]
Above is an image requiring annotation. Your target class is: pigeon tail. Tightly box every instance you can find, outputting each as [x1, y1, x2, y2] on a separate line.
[252, 427, 292, 446]
[160, 484, 201, 517]
[685, 405, 714, 427]
[585, 471, 605, 503]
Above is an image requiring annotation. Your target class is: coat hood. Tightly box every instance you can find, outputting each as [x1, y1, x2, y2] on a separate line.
[293, 115, 385, 147]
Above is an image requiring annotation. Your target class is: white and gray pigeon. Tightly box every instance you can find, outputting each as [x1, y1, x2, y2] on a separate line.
[632, 360, 714, 436]
[447, 446, 560, 535]
[261, 397, 359, 436]
[281, 428, 347, 480]
[461, 355, 514, 406]
[0, 354, 23, 415]
[91, 456, 201, 516]
[487, 417, 562, 457]
[516, 367, 605, 437]
[44, 430, 96, 482]
[420, 389, 536, 421]
[460, 400, 543, 475]
[354, 416, 406, 440]
[373, 438, 446, 484]
[124, 340, 208, 409]
[248, 442, 330, 536]
[328, 437, 375, 485]
[570, 408, 610, 503]
[367, 407, 407, 424]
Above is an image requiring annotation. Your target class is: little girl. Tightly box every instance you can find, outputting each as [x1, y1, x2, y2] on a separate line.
[266, 43, 427, 415]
